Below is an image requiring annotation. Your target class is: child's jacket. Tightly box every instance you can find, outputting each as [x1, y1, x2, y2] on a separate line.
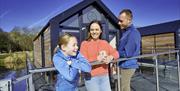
[53, 48, 91, 91]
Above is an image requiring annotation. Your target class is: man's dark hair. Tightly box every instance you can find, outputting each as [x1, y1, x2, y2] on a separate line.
[119, 9, 133, 19]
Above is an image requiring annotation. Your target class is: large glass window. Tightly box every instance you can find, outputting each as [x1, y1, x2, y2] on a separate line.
[60, 14, 79, 27]
[60, 29, 81, 45]
[82, 6, 102, 23]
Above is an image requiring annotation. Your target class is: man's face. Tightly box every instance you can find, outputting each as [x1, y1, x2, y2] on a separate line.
[118, 13, 131, 30]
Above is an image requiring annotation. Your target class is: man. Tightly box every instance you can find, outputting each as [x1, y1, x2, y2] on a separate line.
[118, 9, 141, 91]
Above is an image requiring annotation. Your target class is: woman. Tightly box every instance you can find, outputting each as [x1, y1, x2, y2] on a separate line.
[80, 20, 119, 91]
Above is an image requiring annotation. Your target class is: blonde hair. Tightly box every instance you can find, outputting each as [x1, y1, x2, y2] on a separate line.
[58, 33, 75, 47]
[54, 33, 75, 53]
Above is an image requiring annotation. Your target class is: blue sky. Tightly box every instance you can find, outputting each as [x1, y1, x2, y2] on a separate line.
[0, 0, 180, 32]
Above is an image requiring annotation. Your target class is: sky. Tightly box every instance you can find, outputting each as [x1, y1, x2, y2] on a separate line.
[0, 0, 180, 32]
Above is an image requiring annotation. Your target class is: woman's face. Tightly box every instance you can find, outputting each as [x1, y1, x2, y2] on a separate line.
[90, 23, 102, 40]
[63, 37, 78, 56]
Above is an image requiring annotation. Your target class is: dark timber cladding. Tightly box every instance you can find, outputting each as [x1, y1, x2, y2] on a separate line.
[138, 20, 180, 49]
[33, 0, 120, 68]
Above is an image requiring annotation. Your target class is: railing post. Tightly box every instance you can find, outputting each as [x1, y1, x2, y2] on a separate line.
[152, 48, 156, 75]
[117, 62, 121, 91]
[28, 74, 35, 91]
[154, 55, 159, 91]
[177, 52, 180, 91]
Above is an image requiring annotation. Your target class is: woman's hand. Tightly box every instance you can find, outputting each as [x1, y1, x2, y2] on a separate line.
[97, 51, 114, 64]
[104, 55, 114, 64]
[97, 50, 107, 62]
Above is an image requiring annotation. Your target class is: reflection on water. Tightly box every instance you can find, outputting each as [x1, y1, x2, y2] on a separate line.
[0, 52, 27, 79]
[3, 62, 26, 71]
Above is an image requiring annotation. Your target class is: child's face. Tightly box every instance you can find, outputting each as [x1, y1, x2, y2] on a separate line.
[63, 37, 78, 56]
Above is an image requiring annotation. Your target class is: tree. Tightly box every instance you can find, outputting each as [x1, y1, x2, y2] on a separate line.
[0, 28, 3, 32]
[0, 30, 11, 52]
[10, 27, 34, 51]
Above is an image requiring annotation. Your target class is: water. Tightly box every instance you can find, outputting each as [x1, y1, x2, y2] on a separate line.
[0, 52, 27, 78]
[0, 62, 27, 79]
[0, 53, 28, 91]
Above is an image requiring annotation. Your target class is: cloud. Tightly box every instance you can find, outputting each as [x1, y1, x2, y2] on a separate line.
[0, 11, 9, 19]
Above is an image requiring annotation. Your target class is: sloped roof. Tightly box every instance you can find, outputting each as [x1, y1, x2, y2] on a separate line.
[138, 20, 180, 36]
[34, 0, 119, 41]
[50, 0, 118, 24]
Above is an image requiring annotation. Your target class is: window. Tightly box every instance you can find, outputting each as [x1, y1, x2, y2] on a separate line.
[82, 6, 102, 23]
[60, 29, 81, 45]
[60, 14, 79, 27]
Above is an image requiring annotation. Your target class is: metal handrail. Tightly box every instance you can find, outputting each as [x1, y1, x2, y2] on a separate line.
[12, 74, 32, 84]
[11, 50, 179, 91]
[29, 67, 56, 74]
[91, 50, 179, 65]
[28, 50, 179, 73]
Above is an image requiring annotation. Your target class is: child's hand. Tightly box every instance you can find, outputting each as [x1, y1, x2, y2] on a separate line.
[67, 60, 72, 65]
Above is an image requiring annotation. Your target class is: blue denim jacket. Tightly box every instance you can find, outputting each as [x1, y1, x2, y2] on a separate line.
[53, 48, 91, 91]
[118, 24, 141, 69]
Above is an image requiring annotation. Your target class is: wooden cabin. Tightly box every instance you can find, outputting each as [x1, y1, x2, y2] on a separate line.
[33, 0, 180, 68]
[33, 0, 120, 68]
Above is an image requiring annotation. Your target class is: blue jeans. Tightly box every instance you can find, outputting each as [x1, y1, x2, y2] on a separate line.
[85, 74, 111, 91]
[56, 86, 78, 91]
